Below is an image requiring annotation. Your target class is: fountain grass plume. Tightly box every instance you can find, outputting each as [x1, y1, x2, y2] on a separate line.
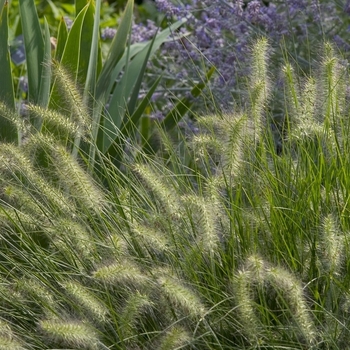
[51, 61, 91, 130]
[92, 259, 149, 288]
[266, 266, 317, 345]
[132, 162, 182, 218]
[49, 218, 97, 264]
[249, 37, 271, 139]
[157, 326, 191, 350]
[28, 133, 107, 214]
[317, 214, 345, 276]
[0, 320, 25, 350]
[51, 61, 92, 158]
[233, 255, 317, 345]
[0, 101, 25, 144]
[17, 278, 57, 312]
[26, 103, 85, 141]
[119, 292, 153, 342]
[283, 62, 301, 124]
[131, 221, 173, 255]
[61, 280, 109, 323]
[156, 268, 207, 320]
[39, 317, 99, 349]
[193, 112, 248, 181]
[182, 194, 220, 256]
[318, 42, 347, 126]
[0, 143, 74, 217]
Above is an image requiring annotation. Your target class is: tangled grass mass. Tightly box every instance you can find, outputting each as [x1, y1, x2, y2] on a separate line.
[2, 0, 350, 349]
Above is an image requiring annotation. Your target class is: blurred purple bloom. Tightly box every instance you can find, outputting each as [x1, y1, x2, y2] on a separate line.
[246, 0, 261, 22]
[345, 0, 350, 15]
[101, 27, 117, 40]
[131, 20, 158, 43]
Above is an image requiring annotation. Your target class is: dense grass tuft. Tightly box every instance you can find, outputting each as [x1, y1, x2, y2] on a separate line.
[1, 38, 350, 349]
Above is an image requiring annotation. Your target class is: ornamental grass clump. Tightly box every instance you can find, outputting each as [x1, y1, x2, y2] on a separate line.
[2, 35, 350, 349]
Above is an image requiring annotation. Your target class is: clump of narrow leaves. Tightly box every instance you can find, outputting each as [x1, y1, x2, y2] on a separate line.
[0, 38, 350, 350]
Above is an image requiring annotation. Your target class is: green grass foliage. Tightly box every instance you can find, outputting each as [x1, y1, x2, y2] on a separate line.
[0, 37, 350, 349]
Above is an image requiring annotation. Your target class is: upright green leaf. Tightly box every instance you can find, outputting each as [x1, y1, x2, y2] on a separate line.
[60, 4, 89, 81]
[83, 0, 101, 103]
[19, 0, 44, 104]
[0, 2, 14, 110]
[143, 66, 215, 155]
[160, 66, 216, 132]
[0, 0, 5, 11]
[49, 4, 88, 109]
[79, 0, 96, 91]
[103, 76, 162, 165]
[89, 0, 134, 167]
[94, 0, 134, 103]
[76, 0, 88, 16]
[0, 2, 17, 143]
[55, 17, 68, 61]
[35, 18, 51, 130]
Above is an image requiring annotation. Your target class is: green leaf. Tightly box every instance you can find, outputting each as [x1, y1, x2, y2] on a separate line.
[94, 0, 134, 104]
[55, 17, 68, 61]
[89, 0, 134, 167]
[19, 0, 44, 104]
[0, 2, 17, 143]
[60, 3, 89, 81]
[35, 18, 51, 130]
[104, 76, 162, 164]
[83, 0, 100, 101]
[49, 4, 88, 109]
[78, 1, 95, 87]
[76, 0, 88, 17]
[0, 2, 14, 110]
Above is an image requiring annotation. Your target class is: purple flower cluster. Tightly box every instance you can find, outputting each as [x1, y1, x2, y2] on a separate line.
[101, 19, 158, 43]
[131, 20, 159, 43]
[149, 0, 350, 110]
[101, 27, 117, 40]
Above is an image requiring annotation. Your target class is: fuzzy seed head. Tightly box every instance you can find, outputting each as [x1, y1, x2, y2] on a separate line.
[233, 269, 260, 340]
[39, 318, 99, 349]
[120, 292, 153, 340]
[183, 194, 220, 255]
[62, 281, 108, 322]
[0, 320, 25, 350]
[157, 269, 206, 319]
[318, 214, 344, 275]
[0, 144, 75, 217]
[157, 326, 191, 350]
[133, 163, 182, 217]
[266, 266, 316, 344]
[51, 61, 91, 130]
[17, 279, 56, 310]
[131, 222, 171, 254]
[27, 104, 85, 140]
[52, 144, 106, 213]
[92, 260, 148, 287]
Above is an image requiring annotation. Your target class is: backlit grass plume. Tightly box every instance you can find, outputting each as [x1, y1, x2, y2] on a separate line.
[249, 37, 271, 139]
[39, 317, 99, 349]
[0, 320, 25, 350]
